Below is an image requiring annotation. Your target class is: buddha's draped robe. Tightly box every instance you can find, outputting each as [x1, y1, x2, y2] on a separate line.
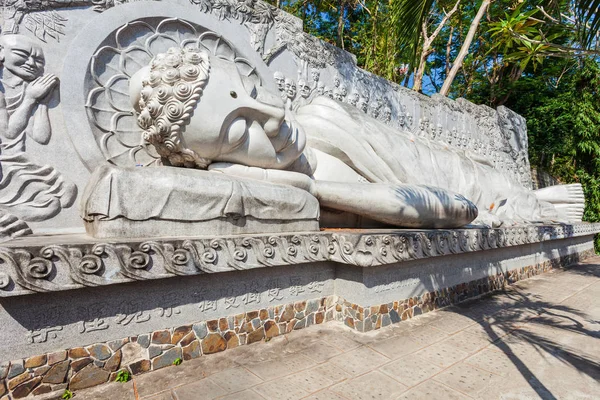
[297, 97, 556, 223]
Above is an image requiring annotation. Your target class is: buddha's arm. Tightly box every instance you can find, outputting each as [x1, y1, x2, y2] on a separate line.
[208, 162, 478, 228]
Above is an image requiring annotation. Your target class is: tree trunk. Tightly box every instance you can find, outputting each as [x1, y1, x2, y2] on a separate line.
[440, 0, 491, 96]
[413, 0, 461, 92]
[337, 1, 346, 50]
[445, 26, 454, 76]
[413, 49, 431, 92]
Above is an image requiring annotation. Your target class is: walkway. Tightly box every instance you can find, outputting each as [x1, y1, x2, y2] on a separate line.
[79, 256, 600, 400]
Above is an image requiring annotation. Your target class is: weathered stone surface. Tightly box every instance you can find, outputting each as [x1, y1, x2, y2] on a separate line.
[24, 355, 46, 369]
[11, 377, 42, 399]
[172, 326, 192, 344]
[120, 343, 144, 366]
[152, 347, 182, 371]
[193, 322, 208, 340]
[152, 330, 171, 345]
[148, 346, 162, 359]
[129, 360, 151, 375]
[8, 361, 24, 379]
[0, 381, 5, 397]
[306, 299, 320, 314]
[69, 347, 90, 359]
[70, 358, 93, 374]
[108, 338, 129, 352]
[294, 301, 307, 312]
[87, 344, 112, 361]
[136, 334, 149, 349]
[224, 331, 239, 349]
[201, 333, 227, 354]
[315, 311, 325, 324]
[280, 304, 295, 322]
[259, 309, 269, 320]
[0, 363, 8, 380]
[179, 332, 196, 347]
[344, 317, 355, 329]
[8, 372, 32, 390]
[182, 341, 201, 361]
[103, 350, 122, 373]
[31, 384, 52, 396]
[33, 366, 50, 377]
[207, 320, 219, 332]
[246, 311, 259, 321]
[264, 321, 279, 338]
[42, 360, 69, 384]
[69, 365, 110, 390]
[219, 318, 229, 332]
[247, 328, 265, 344]
[47, 351, 67, 366]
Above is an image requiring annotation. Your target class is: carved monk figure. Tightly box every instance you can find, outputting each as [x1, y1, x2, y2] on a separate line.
[129, 46, 582, 228]
[0, 34, 76, 224]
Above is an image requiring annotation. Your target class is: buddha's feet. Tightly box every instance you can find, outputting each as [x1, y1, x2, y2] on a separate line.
[533, 183, 584, 204]
[533, 183, 585, 222]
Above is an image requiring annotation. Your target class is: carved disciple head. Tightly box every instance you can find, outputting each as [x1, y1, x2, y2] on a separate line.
[298, 79, 310, 98]
[347, 91, 359, 106]
[317, 81, 325, 95]
[381, 107, 391, 123]
[131, 46, 306, 170]
[284, 78, 296, 99]
[274, 71, 285, 91]
[0, 34, 45, 82]
[311, 68, 320, 83]
[397, 110, 406, 127]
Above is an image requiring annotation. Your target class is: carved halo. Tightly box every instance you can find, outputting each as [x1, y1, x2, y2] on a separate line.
[85, 18, 262, 168]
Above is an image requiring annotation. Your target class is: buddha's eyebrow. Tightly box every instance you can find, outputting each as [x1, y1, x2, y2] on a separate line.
[10, 48, 30, 56]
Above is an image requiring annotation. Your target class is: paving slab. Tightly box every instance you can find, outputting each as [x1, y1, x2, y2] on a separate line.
[74, 256, 600, 400]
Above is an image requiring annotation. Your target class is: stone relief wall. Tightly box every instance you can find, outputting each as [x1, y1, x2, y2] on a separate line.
[0, 0, 547, 239]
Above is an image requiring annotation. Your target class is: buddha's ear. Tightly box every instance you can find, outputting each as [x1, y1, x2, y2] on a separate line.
[0, 44, 5, 65]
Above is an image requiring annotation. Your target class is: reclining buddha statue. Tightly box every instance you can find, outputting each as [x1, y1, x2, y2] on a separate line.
[83, 35, 584, 237]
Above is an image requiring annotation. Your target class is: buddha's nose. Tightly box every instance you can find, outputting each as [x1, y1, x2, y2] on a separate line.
[249, 91, 285, 136]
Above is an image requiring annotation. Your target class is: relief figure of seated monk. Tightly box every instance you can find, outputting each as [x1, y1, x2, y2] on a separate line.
[127, 45, 582, 229]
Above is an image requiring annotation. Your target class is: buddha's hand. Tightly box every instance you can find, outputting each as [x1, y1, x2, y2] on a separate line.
[25, 74, 58, 102]
[208, 162, 317, 196]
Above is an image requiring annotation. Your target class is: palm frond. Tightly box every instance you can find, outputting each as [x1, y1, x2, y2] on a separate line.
[575, 0, 600, 48]
[389, 0, 436, 62]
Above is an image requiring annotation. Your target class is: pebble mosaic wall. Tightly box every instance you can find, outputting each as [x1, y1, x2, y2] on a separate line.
[0, 249, 594, 399]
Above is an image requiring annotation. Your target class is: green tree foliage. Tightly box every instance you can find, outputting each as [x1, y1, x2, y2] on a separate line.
[503, 59, 600, 250]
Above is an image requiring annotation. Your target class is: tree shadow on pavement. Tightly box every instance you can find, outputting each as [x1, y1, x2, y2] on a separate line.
[448, 262, 600, 400]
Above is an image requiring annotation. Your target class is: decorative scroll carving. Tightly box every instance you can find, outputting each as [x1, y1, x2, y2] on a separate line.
[0, 223, 598, 297]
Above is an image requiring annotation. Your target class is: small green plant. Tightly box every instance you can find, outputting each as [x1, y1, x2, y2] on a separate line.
[172, 357, 182, 366]
[115, 369, 131, 383]
[62, 390, 73, 400]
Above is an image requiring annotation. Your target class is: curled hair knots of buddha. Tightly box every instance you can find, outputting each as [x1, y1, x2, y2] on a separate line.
[138, 46, 211, 168]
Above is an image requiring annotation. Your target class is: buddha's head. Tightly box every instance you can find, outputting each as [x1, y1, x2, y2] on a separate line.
[131, 46, 305, 170]
[0, 34, 45, 82]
